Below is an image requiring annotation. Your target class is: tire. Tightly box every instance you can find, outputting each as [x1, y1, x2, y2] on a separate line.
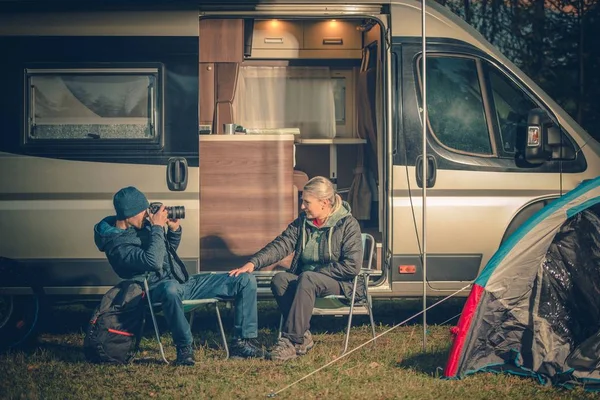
[0, 294, 41, 351]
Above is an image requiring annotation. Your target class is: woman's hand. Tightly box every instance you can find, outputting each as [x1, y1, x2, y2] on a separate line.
[229, 262, 255, 277]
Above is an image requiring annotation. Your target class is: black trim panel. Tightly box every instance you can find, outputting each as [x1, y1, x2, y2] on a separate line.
[0, 192, 198, 201]
[500, 198, 556, 244]
[0, 1, 200, 12]
[0, 258, 197, 289]
[0, 36, 199, 166]
[391, 254, 482, 282]
[392, 36, 488, 50]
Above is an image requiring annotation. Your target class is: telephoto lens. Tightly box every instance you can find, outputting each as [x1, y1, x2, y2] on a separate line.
[148, 202, 186, 219]
[167, 206, 185, 220]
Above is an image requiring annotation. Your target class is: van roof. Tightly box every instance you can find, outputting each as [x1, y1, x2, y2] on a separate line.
[0, 0, 594, 148]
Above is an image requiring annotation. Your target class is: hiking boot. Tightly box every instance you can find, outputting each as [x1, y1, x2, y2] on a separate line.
[296, 330, 314, 356]
[174, 345, 195, 366]
[229, 338, 265, 359]
[267, 337, 298, 361]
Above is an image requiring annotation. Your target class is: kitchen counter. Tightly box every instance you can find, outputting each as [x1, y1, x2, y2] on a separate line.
[199, 133, 295, 141]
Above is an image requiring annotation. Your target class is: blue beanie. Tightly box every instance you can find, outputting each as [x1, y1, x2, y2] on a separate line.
[113, 186, 149, 220]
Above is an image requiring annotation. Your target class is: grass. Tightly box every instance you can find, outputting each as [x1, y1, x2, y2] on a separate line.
[0, 299, 596, 400]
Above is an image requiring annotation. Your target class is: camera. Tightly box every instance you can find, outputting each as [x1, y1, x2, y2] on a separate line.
[148, 202, 186, 220]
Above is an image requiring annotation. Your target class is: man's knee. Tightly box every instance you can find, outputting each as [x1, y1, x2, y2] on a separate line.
[235, 272, 257, 291]
[271, 272, 290, 296]
[156, 281, 184, 302]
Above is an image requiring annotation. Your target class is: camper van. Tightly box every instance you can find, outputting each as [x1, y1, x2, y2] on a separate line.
[1, 0, 599, 345]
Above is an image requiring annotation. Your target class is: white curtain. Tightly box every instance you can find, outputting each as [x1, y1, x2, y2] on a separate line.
[233, 66, 336, 139]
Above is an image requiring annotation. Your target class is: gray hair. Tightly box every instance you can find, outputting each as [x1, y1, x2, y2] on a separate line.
[303, 176, 342, 214]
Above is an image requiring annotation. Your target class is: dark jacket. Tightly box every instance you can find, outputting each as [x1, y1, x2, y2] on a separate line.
[248, 201, 364, 299]
[94, 216, 188, 286]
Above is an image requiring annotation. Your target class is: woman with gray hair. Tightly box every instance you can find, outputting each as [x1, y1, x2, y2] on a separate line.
[230, 176, 363, 361]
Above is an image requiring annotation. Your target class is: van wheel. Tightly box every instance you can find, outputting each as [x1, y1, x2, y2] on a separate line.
[0, 294, 41, 351]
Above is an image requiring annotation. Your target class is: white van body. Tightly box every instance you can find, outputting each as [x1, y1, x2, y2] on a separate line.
[0, 0, 597, 308]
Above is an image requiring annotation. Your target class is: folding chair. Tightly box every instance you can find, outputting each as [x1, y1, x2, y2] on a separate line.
[278, 233, 377, 354]
[142, 277, 230, 364]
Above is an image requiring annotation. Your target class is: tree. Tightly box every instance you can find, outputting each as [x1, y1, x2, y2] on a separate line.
[438, 0, 600, 141]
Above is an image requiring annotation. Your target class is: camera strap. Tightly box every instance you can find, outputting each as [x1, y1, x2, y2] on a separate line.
[164, 236, 189, 284]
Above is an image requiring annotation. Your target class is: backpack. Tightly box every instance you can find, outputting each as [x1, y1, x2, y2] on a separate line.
[83, 280, 146, 364]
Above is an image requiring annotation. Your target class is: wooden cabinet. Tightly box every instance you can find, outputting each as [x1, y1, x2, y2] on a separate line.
[253, 20, 303, 50]
[200, 19, 243, 63]
[199, 63, 214, 127]
[303, 20, 362, 50]
[199, 18, 244, 131]
[250, 19, 362, 59]
[199, 135, 295, 271]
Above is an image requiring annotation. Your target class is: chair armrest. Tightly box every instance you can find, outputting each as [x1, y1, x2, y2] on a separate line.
[360, 268, 382, 276]
[360, 268, 372, 275]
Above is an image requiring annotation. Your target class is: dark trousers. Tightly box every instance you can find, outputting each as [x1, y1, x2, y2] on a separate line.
[151, 273, 258, 347]
[271, 271, 342, 344]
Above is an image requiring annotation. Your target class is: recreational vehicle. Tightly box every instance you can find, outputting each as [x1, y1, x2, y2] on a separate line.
[1, 0, 598, 346]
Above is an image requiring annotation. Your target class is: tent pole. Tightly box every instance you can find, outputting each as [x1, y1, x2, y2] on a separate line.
[421, 0, 428, 351]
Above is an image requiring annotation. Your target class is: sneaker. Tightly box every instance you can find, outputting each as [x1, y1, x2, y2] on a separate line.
[229, 338, 265, 359]
[296, 330, 314, 356]
[267, 337, 298, 361]
[174, 345, 195, 366]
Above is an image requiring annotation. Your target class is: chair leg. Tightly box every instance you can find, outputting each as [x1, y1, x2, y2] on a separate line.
[277, 314, 283, 340]
[343, 277, 359, 355]
[367, 296, 376, 345]
[143, 279, 169, 364]
[343, 312, 354, 355]
[214, 303, 229, 359]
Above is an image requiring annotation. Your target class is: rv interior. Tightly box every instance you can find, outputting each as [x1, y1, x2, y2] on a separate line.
[198, 17, 385, 277]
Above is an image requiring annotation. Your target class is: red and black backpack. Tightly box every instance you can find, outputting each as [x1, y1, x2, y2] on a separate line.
[83, 280, 146, 364]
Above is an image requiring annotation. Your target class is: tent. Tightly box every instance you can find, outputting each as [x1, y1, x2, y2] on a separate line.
[444, 176, 600, 390]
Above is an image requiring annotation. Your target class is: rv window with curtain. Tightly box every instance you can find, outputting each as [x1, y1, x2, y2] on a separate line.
[25, 68, 159, 142]
[232, 66, 337, 139]
[419, 56, 493, 156]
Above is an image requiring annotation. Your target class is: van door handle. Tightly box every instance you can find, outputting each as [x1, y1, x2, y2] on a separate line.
[416, 155, 437, 188]
[167, 157, 188, 191]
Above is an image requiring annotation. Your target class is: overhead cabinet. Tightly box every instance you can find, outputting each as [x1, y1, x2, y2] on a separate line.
[252, 20, 303, 51]
[303, 20, 362, 50]
[250, 19, 362, 59]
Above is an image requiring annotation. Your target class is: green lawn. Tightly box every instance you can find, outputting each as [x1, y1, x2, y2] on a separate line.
[0, 299, 595, 399]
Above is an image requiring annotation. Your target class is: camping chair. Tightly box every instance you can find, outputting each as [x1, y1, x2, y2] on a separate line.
[142, 276, 230, 364]
[278, 233, 377, 355]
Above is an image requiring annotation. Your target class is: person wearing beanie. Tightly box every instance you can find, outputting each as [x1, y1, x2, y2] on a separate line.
[94, 186, 264, 366]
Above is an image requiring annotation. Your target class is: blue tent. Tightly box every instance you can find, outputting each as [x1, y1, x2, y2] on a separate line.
[445, 176, 600, 390]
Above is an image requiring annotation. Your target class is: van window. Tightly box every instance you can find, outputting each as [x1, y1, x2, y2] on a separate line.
[488, 68, 538, 154]
[420, 56, 492, 155]
[25, 68, 159, 142]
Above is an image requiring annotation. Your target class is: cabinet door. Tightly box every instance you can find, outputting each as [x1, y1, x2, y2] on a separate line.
[252, 20, 303, 50]
[303, 20, 362, 50]
[199, 63, 215, 127]
[199, 19, 243, 63]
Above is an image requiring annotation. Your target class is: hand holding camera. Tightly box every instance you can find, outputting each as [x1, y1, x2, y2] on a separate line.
[148, 204, 169, 227]
[148, 202, 185, 231]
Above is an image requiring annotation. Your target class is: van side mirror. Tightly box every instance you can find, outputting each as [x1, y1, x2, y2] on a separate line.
[516, 108, 575, 165]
